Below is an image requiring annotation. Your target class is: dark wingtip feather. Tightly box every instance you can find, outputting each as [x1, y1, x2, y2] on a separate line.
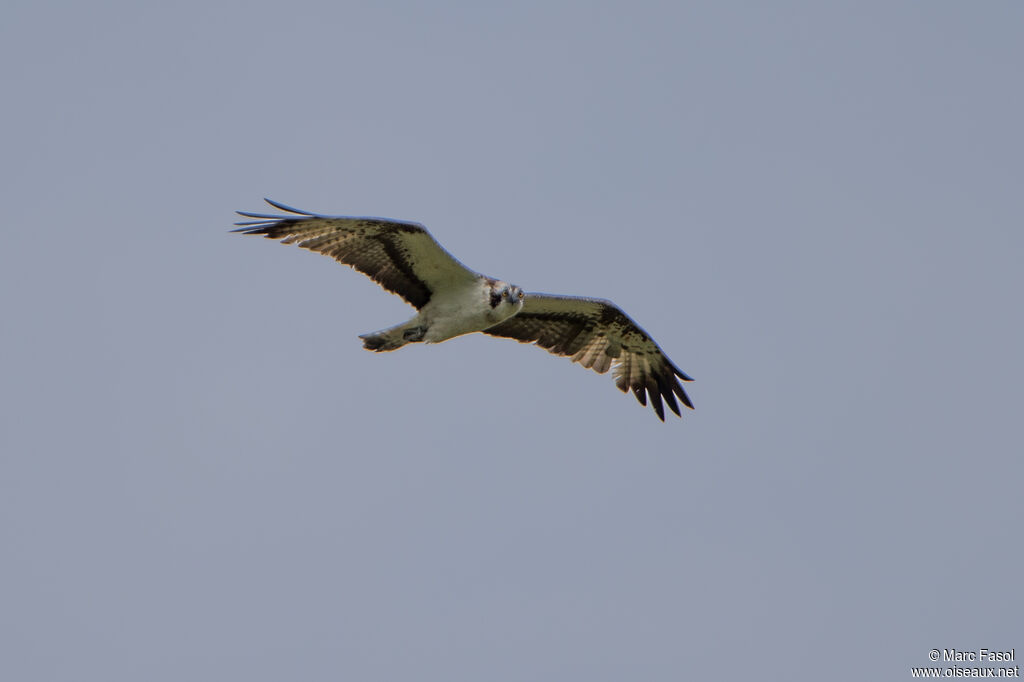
[235, 210, 282, 219]
[664, 358, 695, 412]
[660, 376, 682, 418]
[668, 359, 694, 383]
[231, 222, 282, 235]
[653, 397, 666, 421]
[263, 198, 317, 216]
[231, 221, 274, 231]
[673, 381, 694, 410]
[231, 200, 319, 232]
[232, 200, 318, 234]
[231, 224, 268, 233]
[647, 379, 665, 421]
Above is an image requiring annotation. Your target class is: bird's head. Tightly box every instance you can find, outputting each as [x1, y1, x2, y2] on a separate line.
[488, 280, 525, 318]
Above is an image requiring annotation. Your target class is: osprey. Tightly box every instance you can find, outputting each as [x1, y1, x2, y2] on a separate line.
[234, 200, 694, 421]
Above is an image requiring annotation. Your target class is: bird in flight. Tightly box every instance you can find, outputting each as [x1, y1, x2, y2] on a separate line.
[234, 200, 694, 420]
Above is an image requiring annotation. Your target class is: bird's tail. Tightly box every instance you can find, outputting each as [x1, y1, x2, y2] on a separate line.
[359, 321, 424, 352]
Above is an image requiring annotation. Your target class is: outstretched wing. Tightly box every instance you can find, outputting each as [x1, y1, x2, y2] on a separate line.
[233, 199, 478, 309]
[484, 294, 694, 421]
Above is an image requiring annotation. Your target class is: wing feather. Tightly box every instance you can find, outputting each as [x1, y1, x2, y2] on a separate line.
[484, 294, 694, 421]
[233, 199, 477, 309]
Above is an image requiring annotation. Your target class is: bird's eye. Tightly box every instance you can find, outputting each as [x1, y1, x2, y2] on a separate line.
[502, 289, 509, 298]
[517, 290, 524, 299]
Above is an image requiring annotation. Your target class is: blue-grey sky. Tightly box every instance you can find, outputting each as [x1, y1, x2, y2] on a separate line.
[2, 2, 1021, 680]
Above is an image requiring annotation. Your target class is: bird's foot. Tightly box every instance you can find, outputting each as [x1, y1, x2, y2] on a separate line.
[403, 326, 427, 342]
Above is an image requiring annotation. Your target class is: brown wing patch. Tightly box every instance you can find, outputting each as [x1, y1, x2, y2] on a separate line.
[233, 200, 475, 310]
[485, 295, 693, 421]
